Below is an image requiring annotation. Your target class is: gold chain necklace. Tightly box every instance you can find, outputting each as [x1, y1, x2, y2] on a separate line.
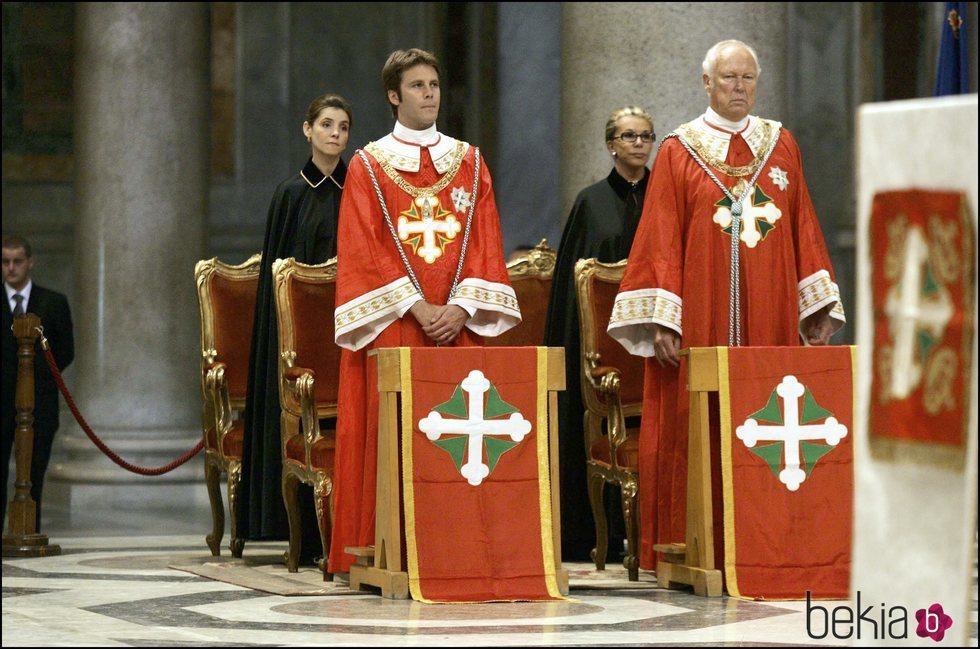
[674, 120, 777, 178]
[364, 140, 468, 197]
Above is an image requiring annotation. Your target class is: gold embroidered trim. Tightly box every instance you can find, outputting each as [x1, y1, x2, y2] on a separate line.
[609, 293, 682, 330]
[674, 119, 780, 177]
[798, 272, 844, 319]
[335, 282, 419, 330]
[364, 140, 469, 198]
[452, 284, 520, 314]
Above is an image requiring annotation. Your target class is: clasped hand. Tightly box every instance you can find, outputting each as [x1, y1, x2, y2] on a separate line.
[652, 303, 834, 366]
[411, 301, 468, 345]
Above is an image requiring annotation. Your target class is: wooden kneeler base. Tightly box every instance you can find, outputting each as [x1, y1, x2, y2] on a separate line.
[346, 545, 409, 600]
[653, 542, 722, 597]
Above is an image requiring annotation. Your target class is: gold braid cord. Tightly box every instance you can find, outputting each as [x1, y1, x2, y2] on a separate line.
[364, 140, 469, 198]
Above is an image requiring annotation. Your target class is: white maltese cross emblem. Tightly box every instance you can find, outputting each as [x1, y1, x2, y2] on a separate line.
[451, 186, 472, 214]
[768, 166, 789, 191]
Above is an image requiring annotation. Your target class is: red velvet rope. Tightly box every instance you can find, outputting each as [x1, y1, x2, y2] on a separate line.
[41, 342, 204, 476]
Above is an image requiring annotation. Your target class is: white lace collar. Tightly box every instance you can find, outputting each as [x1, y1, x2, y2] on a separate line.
[704, 106, 750, 133]
[680, 110, 780, 159]
[370, 121, 460, 173]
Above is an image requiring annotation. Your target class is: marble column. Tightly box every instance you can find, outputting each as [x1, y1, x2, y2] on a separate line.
[496, 2, 561, 255]
[560, 2, 788, 219]
[49, 3, 210, 513]
[785, 4, 862, 343]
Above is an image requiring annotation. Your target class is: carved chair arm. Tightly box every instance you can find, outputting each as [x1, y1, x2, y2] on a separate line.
[590, 365, 620, 380]
[283, 365, 310, 382]
[282, 364, 324, 470]
[588, 364, 629, 470]
[204, 361, 233, 461]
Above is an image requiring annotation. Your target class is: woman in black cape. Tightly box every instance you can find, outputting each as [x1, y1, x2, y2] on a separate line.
[238, 94, 352, 560]
[544, 105, 656, 563]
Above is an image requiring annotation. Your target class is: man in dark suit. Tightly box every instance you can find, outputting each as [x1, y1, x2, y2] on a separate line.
[2, 235, 74, 531]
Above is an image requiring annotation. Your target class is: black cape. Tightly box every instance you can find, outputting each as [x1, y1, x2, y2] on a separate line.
[238, 157, 347, 543]
[543, 166, 649, 562]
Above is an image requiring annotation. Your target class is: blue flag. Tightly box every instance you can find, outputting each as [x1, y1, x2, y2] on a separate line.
[934, 2, 970, 95]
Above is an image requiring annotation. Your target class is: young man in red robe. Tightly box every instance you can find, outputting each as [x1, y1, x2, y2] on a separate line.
[607, 39, 846, 573]
[329, 48, 520, 575]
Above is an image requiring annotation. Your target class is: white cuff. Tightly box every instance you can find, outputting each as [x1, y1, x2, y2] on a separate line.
[449, 277, 521, 338]
[335, 277, 421, 351]
[798, 270, 846, 323]
[606, 288, 682, 356]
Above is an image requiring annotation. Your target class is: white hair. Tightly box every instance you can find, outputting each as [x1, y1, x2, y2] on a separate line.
[702, 39, 761, 77]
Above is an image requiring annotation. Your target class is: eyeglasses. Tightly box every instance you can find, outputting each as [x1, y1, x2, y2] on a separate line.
[613, 130, 656, 143]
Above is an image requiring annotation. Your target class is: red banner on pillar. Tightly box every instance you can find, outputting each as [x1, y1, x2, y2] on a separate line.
[400, 346, 563, 603]
[719, 346, 855, 600]
[869, 190, 973, 452]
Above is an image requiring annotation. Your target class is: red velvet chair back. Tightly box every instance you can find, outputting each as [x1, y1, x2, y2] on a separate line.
[288, 272, 341, 405]
[273, 257, 341, 415]
[195, 254, 261, 403]
[486, 239, 556, 347]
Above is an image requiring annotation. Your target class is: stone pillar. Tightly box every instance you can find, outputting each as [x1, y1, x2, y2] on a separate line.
[560, 2, 788, 219]
[786, 4, 862, 343]
[496, 2, 561, 254]
[49, 3, 209, 513]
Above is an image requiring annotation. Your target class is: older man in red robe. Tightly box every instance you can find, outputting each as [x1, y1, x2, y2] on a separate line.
[330, 48, 519, 575]
[607, 39, 846, 573]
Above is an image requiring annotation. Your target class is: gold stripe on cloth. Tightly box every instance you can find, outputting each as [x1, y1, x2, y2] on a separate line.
[364, 140, 469, 198]
[535, 346, 564, 599]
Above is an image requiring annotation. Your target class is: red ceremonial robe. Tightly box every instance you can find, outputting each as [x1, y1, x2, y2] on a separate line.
[606, 113, 846, 572]
[329, 127, 519, 574]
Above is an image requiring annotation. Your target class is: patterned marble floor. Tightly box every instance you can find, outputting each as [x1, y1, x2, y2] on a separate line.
[2, 500, 978, 647]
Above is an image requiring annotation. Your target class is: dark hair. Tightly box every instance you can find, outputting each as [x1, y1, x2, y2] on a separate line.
[381, 48, 440, 118]
[304, 93, 353, 129]
[2, 235, 32, 258]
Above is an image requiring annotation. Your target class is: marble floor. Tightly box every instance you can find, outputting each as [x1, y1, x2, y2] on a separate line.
[2, 499, 978, 647]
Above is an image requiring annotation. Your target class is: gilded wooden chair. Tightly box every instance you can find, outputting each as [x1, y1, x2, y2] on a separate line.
[486, 239, 556, 347]
[272, 257, 341, 580]
[195, 253, 261, 557]
[574, 258, 644, 581]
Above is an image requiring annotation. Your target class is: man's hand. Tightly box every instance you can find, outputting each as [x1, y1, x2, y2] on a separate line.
[410, 300, 439, 329]
[653, 323, 681, 367]
[422, 305, 468, 345]
[802, 304, 835, 346]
